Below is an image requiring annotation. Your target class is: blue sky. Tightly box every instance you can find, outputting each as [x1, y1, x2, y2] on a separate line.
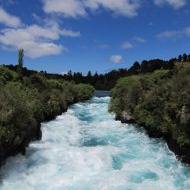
[0, 0, 190, 74]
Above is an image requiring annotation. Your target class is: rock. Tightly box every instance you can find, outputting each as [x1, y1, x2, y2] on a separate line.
[116, 111, 135, 123]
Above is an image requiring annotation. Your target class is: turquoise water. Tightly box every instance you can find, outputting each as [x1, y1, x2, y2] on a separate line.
[0, 97, 190, 190]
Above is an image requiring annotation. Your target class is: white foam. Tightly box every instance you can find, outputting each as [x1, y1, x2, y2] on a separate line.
[0, 97, 190, 190]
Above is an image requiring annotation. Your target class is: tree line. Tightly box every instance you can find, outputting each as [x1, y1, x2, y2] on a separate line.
[5, 52, 190, 90]
[61, 53, 190, 90]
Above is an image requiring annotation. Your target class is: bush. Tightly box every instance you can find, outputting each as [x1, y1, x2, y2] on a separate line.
[0, 65, 94, 164]
[110, 66, 190, 148]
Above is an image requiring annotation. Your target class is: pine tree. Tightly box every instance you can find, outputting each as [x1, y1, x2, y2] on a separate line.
[178, 55, 182, 62]
[182, 53, 187, 62]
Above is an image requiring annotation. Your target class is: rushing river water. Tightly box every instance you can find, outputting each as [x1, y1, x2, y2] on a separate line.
[0, 97, 190, 190]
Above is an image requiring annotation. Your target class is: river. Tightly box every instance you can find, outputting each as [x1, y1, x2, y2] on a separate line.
[0, 97, 190, 190]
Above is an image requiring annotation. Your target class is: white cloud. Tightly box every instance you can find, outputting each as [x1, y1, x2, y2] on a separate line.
[20, 42, 63, 58]
[43, 0, 141, 18]
[110, 54, 123, 64]
[157, 30, 180, 38]
[0, 7, 21, 27]
[0, 7, 81, 58]
[157, 26, 190, 39]
[43, 0, 86, 18]
[85, 0, 140, 17]
[121, 37, 145, 50]
[122, 41, 133, 50]
[0, 23, 80, 58]
[154, 0, 187, 9]
[133, 36, 146, 43]
[61, 29, 81, 37]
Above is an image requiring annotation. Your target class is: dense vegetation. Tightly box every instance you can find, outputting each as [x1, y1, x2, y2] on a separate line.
[1, 50, 190, 165]
[61, 53, 190, 90]
[110, 62, 190, 163]
[0, 55, 94, 165]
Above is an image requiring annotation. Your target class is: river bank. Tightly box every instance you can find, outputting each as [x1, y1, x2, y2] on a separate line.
[0, 65, 94, 166]
[116, 113, 190, 164]
[0, 97, 92, 167]
[110, 65, 190, 164]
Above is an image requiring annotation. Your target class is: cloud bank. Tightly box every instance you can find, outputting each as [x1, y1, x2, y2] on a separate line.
[43, 0, 141, 18]
[0, 7, 80, 58]
[154, 0, 187, 9]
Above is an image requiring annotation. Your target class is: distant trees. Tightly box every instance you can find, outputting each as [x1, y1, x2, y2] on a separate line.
[178, 55, 182, 62]
[61, 57, 177, 90]
[8, 51, 189, 91]
[177, 53, 190, 62]
[182, 54, 188, 62]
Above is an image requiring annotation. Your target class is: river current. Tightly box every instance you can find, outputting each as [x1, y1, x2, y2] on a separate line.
[0, 97, 190, 190]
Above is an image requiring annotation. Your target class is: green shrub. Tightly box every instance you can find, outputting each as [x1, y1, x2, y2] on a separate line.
[110, 67, 190, 147]
[0, 65, 94, 161]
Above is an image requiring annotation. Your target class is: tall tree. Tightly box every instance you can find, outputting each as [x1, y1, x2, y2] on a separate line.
[178, 55, 182, 62]
[182, 54, 187, 62]
[18, 49, 24, 68]
[129, 61, 140, 74]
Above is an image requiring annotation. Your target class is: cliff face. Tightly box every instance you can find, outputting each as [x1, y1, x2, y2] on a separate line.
[110, 65, 190, 164]
[0, 66, 95, 166]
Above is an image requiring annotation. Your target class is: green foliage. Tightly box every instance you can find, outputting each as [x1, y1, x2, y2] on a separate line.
[110, 76, 142, 115]
[110, 66, 190, 148]
[0, 82, 37, 148]
[0, 65, 94, 162]
[0, 66, 19, 85]
[74, 84, 95, 101]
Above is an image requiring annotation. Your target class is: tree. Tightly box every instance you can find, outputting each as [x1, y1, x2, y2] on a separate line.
[178, 55, 182, 62]
[87, 71, 92, 82]
[141, 60, 149, 73]
[18, 49, 24, 68]
[67, 70, 73, 80]
[87, 71, 92, 78]
[129, 61, 140, 74]
[182, 54, 187, 62]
